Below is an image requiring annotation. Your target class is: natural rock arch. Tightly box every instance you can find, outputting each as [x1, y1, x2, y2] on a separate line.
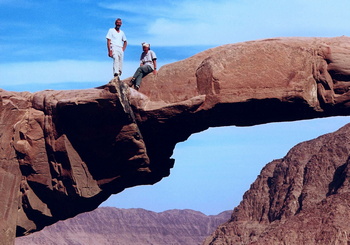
[1, 36, 350, 244]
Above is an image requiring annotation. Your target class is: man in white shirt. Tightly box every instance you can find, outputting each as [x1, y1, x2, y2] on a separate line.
[106, 18, 127, 77]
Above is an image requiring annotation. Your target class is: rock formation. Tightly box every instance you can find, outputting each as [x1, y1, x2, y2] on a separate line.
[16, 207, 231, 245]
[1, 36, 350, 244]
[204, 123, 350, 245]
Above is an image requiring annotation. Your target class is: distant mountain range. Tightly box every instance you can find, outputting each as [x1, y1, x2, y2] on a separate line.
[16, 207, 231, 245]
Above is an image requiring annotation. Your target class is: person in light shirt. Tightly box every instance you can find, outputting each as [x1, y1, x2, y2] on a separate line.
[106, 18, 127, 77]
[129, 42, 157, 90]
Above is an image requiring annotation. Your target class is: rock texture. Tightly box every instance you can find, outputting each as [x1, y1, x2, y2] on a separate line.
[1, 87, 153, 244]
[204, 123, 350, 245]
[15, 207, 231, 245]
[1, 36, 350, 244]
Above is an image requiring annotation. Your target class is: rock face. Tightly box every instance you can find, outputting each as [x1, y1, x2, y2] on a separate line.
[1, 36, 350, 244]
[204, 123, 350, 245]
[15, 207, 231, 245]
[1, 87, 153, 244]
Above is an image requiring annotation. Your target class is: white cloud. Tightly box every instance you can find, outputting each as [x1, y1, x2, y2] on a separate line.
[98, 1, 177, 17]
[98, 2, 144, 14]
[100, 0, 350, 46]
[0, 59, 170, 87]
[0, 60, 114, 85]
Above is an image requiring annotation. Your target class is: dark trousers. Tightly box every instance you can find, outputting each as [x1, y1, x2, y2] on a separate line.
[132, 65, 153, 87]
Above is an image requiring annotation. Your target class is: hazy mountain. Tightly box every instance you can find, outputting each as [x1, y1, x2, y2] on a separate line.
[16, 207, 231, 245]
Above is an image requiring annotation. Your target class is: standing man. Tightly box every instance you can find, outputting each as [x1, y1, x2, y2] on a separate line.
[106, 18, 127, 77]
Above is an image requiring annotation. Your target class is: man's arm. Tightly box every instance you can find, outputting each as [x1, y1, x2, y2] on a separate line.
[123, 40, 127, 52]
[153, 59, 157, 74]
[107, 39, 113, 57]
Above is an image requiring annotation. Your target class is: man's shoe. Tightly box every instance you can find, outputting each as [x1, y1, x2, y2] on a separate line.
[135, 85, 140, 91]
[128, 78, 135, 87]
[114, 73, 119, 77]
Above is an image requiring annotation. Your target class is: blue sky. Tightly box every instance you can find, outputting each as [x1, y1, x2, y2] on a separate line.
[1, 0, 350, 215]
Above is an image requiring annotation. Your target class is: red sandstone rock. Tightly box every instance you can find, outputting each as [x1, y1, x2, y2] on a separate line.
[204, 123, 350, 245]
[0, 36, 350, 244]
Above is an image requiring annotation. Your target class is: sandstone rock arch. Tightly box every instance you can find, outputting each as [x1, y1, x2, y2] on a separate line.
[1, 36, 350, 244]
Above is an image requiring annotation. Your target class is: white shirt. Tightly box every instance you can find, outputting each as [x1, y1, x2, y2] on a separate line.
[140, 50, 157, 70]
[106, 28, 127, 48]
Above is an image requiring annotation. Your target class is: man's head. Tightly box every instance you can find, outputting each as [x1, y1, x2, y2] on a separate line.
[115, 18, 122, 30]
[142, 42, 150, 51]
